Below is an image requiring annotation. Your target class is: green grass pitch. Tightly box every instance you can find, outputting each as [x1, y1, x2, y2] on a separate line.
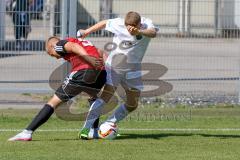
[1, 106, 240, 160]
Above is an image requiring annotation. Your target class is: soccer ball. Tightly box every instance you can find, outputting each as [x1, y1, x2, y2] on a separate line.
[98, 122, 118, 140]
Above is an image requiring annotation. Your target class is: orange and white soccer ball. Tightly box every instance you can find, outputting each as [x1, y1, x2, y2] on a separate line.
[98, 122, 118, 140]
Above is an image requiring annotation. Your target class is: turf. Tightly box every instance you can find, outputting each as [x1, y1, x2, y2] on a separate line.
[1, 107, 240, 160]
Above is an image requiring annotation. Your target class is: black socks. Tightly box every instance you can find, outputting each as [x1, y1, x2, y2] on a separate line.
[26, 104, 54, 131]
[26, 100, 100, 132]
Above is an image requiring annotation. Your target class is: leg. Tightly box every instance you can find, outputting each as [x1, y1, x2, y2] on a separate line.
[8, 70, 101, 141]
[106, 87, 141, 124]
[80, 84, 116, 139]
[124, 88, 141, 112]
[8, 95, 62, 141]
[100, 83, 117, 103]
[82, 84, 116, 129]
[106, 65, 143, 123]
[25, 95, 62, 131]
[88, 98, 99, 129]
[8, 70, 82, 141]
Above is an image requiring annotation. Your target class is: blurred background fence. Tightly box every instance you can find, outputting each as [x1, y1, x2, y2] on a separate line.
[0, 0, 240, 105]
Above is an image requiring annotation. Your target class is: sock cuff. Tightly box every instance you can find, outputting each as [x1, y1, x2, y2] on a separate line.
[45, 104, 54, 112]
[25, 104, 54, 132]
[88, 98, 97, 106]
[96, 98, 106, 105]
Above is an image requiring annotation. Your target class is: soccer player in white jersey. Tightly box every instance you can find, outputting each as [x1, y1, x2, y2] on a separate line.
[78, 11, 157, 139]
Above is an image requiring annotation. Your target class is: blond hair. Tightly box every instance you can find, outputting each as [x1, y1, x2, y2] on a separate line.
[124, 11, 141, 26]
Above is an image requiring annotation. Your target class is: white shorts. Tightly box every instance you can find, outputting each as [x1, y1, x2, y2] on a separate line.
[105, 64, 143, 91]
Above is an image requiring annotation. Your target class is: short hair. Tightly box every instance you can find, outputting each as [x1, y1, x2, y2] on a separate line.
[47, 36, 60, 43]
[124, 11, 141, 26]
[45, 36, 60, 52]
[45, 36, 60, 49]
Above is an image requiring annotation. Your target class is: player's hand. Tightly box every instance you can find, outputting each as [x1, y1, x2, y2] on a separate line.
[77, 29, 88, 39]
[127, 25, 140, 36]
[83, 56, 104, 68]
[94, 57, 104, 68]
[97, 48, 108, 62]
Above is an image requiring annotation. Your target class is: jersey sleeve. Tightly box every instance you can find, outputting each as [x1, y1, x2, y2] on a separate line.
[54, 40, 68, 57]
[105, 18, 122, 34]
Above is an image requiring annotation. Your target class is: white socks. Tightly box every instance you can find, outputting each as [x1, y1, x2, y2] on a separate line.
[83, 99, 130, 129]
[107, 104, 129, 123]
[83, 98, 105, 129]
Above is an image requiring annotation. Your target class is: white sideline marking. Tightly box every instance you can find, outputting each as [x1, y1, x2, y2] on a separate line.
[1, 128, 240, 132]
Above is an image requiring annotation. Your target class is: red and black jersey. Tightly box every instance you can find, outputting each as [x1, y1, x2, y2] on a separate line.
[54, 37, 102, 72]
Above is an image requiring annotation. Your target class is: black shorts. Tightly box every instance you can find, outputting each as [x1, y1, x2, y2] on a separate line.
[55, 69, 106, 102]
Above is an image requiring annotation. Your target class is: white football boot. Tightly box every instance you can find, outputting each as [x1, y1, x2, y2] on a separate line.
[8, 130, 32, 141]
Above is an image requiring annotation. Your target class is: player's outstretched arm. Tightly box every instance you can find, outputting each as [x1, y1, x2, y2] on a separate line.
[127, 25, 157, 38]
[139, 28, 157, 38]
[78, 20, 108, 38]
[64, 42, 103, 68]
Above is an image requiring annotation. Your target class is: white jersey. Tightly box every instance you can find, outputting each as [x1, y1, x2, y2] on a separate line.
[105, 17, 156, 66]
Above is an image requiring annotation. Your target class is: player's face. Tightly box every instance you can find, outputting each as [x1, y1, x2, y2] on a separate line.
[126, 22, 141, 35]
[125, 21, 141, 29]
[46, 42, 61, 59]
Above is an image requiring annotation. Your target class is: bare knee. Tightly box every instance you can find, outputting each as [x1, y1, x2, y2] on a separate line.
[47, 94, 62, 109]
[125, 88, 141, 112]
[99, 84, 116, 103]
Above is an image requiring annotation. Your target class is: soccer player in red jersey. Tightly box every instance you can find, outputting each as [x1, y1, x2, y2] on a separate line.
[8, 36, 106, 141]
